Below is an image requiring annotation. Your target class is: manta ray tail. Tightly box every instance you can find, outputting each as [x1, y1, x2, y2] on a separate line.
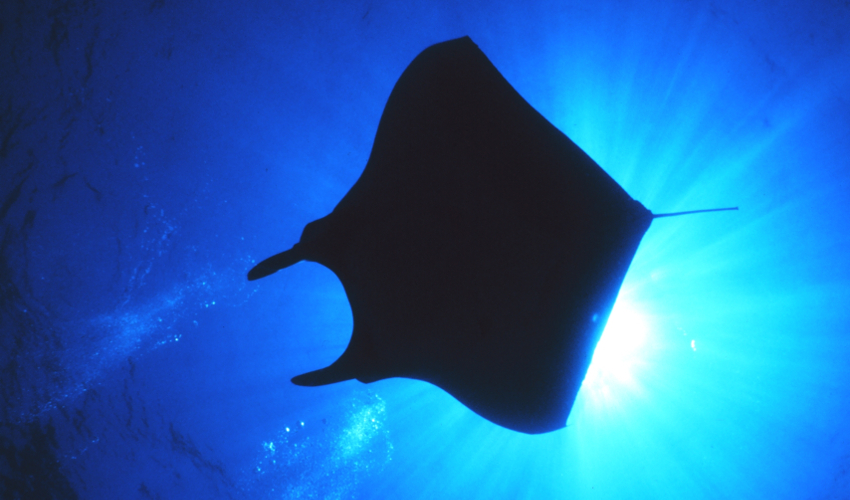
[652, 206, 738, 218]
[247, 244, 305, 281]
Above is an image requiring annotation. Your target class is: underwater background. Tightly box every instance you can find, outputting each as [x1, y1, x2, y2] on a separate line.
[1, 0, 849, 498]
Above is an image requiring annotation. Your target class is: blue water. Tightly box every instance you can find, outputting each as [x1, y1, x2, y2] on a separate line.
[2, 1, 849, 498]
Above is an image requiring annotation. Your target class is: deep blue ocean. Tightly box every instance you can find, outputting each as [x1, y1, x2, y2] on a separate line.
[2, 1, 849, 498]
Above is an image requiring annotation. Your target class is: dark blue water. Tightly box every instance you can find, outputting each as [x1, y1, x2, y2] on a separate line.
[2, 1, 849, 498]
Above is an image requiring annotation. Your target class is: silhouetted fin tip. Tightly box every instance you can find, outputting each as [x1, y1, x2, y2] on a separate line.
[652, 207, 738, 219]
[247, 244, 305, 281]
[291, 366, 356, 386]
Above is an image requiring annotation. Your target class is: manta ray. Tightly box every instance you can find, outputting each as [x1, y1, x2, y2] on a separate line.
[248, 37, 735, 434]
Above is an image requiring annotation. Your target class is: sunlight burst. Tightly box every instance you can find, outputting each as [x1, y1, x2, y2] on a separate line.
[583, 299, 649, 392]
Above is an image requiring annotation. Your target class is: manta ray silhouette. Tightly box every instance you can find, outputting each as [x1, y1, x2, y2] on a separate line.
[248, 37, 735, 434]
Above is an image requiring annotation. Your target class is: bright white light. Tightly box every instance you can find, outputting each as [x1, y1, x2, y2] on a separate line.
[583, 299, 649, 391]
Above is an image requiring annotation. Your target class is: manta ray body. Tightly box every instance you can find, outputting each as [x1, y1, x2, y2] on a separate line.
[249, 37, 732, 434]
